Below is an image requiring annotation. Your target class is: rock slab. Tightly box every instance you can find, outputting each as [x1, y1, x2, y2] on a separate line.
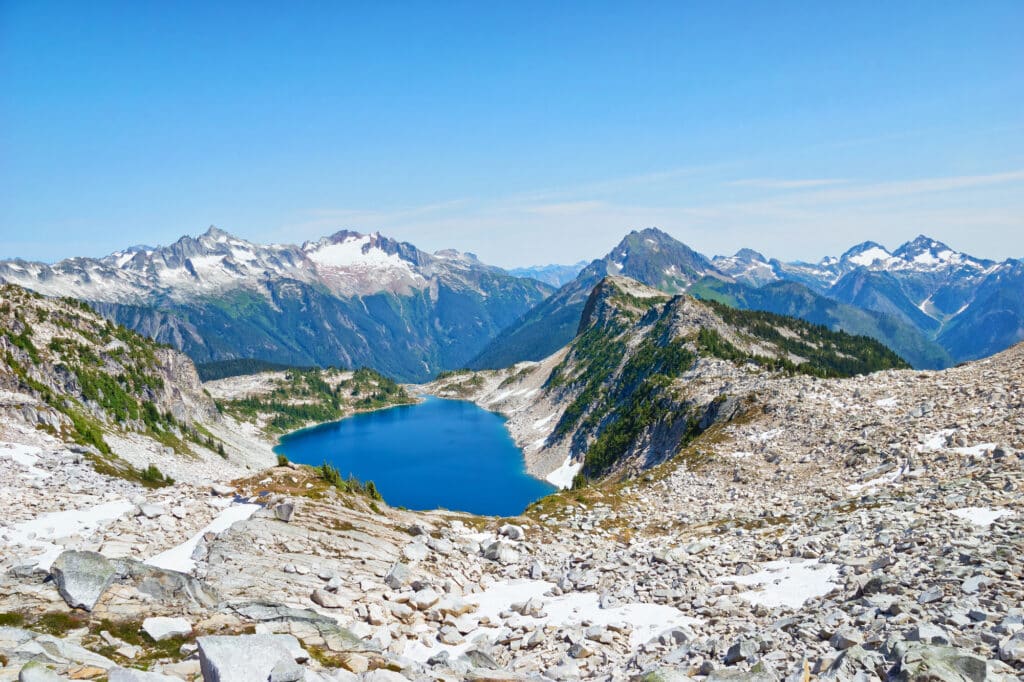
[50, 550, 116, 611]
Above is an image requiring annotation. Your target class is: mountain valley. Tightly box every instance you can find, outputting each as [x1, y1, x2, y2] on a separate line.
[1, 275, 1022, 680]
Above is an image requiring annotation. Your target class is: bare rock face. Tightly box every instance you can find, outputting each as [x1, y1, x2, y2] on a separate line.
[197, 634, 309, 682]
[49, 550, 116, 611]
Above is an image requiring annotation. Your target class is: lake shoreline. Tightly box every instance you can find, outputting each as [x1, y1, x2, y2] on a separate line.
[273, 396, 556, 516]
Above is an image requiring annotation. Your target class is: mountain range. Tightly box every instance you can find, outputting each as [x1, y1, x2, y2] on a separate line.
[0, 227, 553, 382]
[1, 226, 1021, 378]
[473, 229, 1022, 371]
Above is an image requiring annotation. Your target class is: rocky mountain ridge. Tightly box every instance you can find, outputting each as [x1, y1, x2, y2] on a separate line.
[474, 229, 1021, 372]
[0, 227, 554, 382]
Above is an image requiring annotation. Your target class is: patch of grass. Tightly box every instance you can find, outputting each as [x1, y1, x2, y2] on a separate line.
[276, 453, 289, 467]
[0, 611, 25, 627]
[89, 618, 194, 667]
[31, 611, 87, 636]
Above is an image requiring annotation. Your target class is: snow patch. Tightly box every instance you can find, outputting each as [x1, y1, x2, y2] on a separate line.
[918, 430, 955, 452]
[949, 507, 1013, 528]
[146, 503, 260, 573]
[6, 499, 135, 569]
[532, 413, 556, 430]
[404, 578, 701, 663]
[720, 558, 840, 609]
[848, 246, 892, 267]
[546, 456, 581, 489]
[952, 442, 997, 456]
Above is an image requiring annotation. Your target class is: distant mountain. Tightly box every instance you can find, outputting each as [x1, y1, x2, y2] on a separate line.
[469, 228, 722, 369]
[507, 261, 588, 287]
[0, 227, 554, 382]
[712, 235, 1022, 363]
[3, 226, 1019, 376]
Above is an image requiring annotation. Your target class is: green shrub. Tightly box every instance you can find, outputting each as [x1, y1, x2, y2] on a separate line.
[140, 464, 174, 487]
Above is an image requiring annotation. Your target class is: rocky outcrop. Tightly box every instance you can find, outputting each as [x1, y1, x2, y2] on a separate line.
[196, 634, 309, 682]
[50, 551, 117, 611]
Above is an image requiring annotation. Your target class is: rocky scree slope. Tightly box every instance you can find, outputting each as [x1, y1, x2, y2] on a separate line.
[0, 227, 554, 382]
[1, 293, 1022, 680]
[433, 276, 908, 486]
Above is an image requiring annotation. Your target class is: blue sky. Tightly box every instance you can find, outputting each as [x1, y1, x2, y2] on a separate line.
[2, 1, 1022, 266]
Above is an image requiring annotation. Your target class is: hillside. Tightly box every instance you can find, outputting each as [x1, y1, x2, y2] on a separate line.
[437, 276, 908, 484]
[688, 277, 953, 369]
[0, 284, 277, 485]
[207, 366, 415, 435]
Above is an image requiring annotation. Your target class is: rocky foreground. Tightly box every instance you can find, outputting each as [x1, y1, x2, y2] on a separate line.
[2, 341, 1023, 680]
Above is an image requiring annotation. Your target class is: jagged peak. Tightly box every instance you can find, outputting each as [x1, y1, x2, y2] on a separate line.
[733, 248, 768, 263]
[892, 234, 954, 258]
[577, 276, 669, 333]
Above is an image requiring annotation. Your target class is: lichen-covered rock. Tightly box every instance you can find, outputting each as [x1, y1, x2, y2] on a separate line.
[891, 644, 988, 682]
[49, 550, 116, 611]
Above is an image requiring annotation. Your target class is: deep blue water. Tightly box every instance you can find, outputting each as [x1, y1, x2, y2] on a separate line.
[274, 397, 556, 516]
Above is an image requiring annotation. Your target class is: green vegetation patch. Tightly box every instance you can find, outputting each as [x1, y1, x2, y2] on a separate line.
[317, 462, 383, 501]
[220, 367, 414, 434]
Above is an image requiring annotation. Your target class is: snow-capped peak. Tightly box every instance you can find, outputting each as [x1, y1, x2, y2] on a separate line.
[892, 235, 958, 266]
[840, 241, 895, 268]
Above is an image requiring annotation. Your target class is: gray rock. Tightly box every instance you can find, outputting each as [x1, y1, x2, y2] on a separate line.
[402, 541, 429, 562]
[268, 658, 305, 682]
[362, 671, 410, 682]
[961, 575, 987, 594]
[483, 541, 519, 564]
[112, 558, 219, 608]
[998, 631, 1024, 663]
[311, 588, 344, 608]
[137, 504, 166, 518]
[891, 643, 987, 682]
[908, 623, 951, 646]
[18, 662, 63, 682]
[918, 586, 944, 604]
[725, 639, 758, 664]
[384, 562, 410, 589]
[830, 627, 864, 650]
[707, 670, 777, 682]
[498, 523, 525, 540]
[274, 502, 295, 522]
[819, 645, 885, 681]
[197, 634, 308, 682]
[50, 550, 116, 611]
[633, 667, 689, 682]
[142, 616, 192, 641]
